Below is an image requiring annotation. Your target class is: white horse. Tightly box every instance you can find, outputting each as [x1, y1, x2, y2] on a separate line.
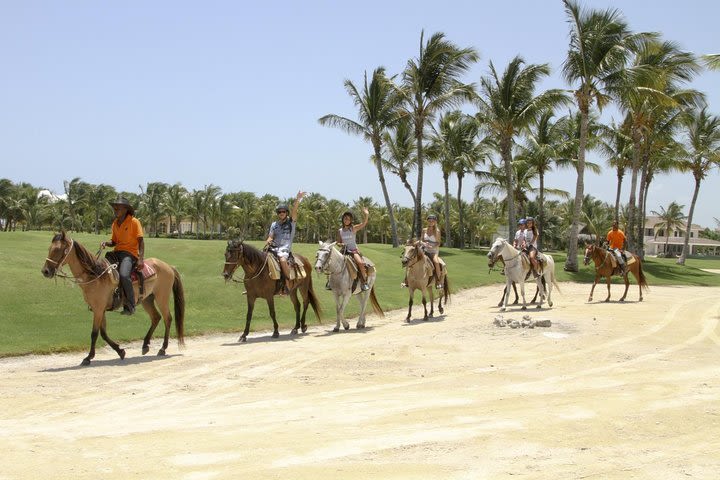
[314, 241, 384, 332]
[487, 237, 559, 311]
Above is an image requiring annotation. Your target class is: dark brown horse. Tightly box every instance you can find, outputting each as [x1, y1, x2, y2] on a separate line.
[41, 232, 185, 365]
[222, 240, 322, 342]
[583, 243, 648, 302]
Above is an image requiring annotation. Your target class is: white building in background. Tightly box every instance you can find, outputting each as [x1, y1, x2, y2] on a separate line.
[643, 216, 720, 256]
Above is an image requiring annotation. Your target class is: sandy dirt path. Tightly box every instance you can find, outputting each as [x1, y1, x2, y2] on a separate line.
[1, 282, 719, 479]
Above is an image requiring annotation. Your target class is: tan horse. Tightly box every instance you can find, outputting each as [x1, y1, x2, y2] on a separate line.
[41, 231, 185, 365]
[222, 240, 322, 342]
[400, 240, 450, 322]
[583, 243, 648, 302]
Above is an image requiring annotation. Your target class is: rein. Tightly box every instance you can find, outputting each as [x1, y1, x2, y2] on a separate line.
[47, 239, 117, 285]
[318, 247, 344, 276]
[403, 246, 424, 269]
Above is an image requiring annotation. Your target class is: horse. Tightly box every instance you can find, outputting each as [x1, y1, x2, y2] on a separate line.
[583, 243, 648, 302]
[400, 240, 450, 322]
[487, 237, 559, 311]
[222, 240, 322, 342]
[41, 231, 185, 365]
[314, 241, 384, 332]
[494, 256, 543, 307]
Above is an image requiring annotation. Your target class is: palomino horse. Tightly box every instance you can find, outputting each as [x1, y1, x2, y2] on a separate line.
[487, 237, 559, 311]
[314, 241, 384, 332]
[41, 231, 185, 365]
[400, 240, 450, 322]
[583, 243, 648, 302]
[222, 240, 322, 342]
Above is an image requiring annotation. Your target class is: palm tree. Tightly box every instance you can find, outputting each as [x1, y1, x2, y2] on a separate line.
[139, 182, 168, 237]
[702, 54, 720, 70]
[597, 118, 633, 221]
[86, 184, 117, 234]
[381, 116, 417, 230]
[475, 55, 568, 237]
[561, 0, 635, 271]
[400, 31, 478, 238]
[63, 177, 88, 232]
[651, 202, 686, 256]
[319, 67, 402, 247]
[676, 108, 720, 265]
[165, 183, 188, 236]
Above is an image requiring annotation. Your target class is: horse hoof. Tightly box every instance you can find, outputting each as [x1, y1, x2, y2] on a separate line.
[423, 316, 429, 321]
[405, 317, 411, 323]
[239, 336, 247, 343]
[497, 302, 503, 308]
[272, 331, 280, 338]
[157, 349, 166, 356]
[291, 328, 298, 335]
[604, 299, 610, 303]
[333, 327, 340, 333]
[639, 297, 643, 302]
[536, 305, 541, 309]
[119, 349, 126, 360]
[619, 298, 625, 302]
[587, 298, 592, 302]
[521, 306, 527, 311]
[81, 358, 91, 366]
[343, 323, 350, 331]
[142, 345, 149, 355]
[499, 307, 506, 312]
[439, 307, 444, 314]
[548, 301, 553, 307]
[301, 325, 308, 333]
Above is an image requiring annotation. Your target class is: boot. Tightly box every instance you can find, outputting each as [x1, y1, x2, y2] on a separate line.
[359, 264, 370, 291]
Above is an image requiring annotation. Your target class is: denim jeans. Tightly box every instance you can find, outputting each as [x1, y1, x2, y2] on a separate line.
[114, 251, 136, 308]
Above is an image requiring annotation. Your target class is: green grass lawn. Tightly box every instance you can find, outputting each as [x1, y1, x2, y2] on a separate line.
[2, 231, 719, 357]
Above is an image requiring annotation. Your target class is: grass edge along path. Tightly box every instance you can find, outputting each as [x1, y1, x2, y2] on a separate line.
[2, 231, 719, 357]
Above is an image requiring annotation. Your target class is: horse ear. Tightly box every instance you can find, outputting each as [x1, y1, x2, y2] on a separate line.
[318, 240, 323, 246]
[330, 241, 337, 247]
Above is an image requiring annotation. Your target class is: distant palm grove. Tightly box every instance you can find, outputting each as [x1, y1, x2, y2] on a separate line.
[2, 1, 719, 269]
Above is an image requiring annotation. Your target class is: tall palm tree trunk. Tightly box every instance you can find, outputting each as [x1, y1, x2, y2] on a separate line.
[614, 169, 624, 221]
[414, 134, 425, 239]
[443, 173, 452, 247]
[373, 147, 399, 247]
[636, 160, 650, 258]
[457, 174, 465, 249]
[501, 138, 516, 237]
[677, 176, 701, 265]
[626, 129, 642, 251]
[565, 100, 588, 272]
[538, 173, 545, 251]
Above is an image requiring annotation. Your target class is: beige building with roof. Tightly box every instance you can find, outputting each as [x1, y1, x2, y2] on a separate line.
[643, 216, 720, 256]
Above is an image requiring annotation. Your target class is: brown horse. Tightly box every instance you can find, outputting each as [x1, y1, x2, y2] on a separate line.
[222, 240, 322, 342]
[583, 243, 648, 302]
[41, 231, 185, 365]
[400, 240, 450, 322]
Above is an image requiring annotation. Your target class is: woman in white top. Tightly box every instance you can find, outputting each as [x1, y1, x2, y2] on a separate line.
[523, 216, 540, 276]
[336, 208, 370, 291]
[422, 214, 444, 289]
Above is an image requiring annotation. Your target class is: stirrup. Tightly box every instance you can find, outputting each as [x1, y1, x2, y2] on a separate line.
[400, 282, 408, 288]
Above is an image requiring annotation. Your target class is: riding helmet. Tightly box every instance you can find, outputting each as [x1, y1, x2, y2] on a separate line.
[275, 204, 289, 213]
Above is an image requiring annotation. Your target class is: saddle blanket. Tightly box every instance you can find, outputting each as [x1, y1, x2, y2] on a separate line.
[267, 254, 306, 281]
[344, 256, 375, 280]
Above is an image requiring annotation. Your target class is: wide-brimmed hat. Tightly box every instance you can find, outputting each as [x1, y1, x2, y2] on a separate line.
[109, 196, 135, 215]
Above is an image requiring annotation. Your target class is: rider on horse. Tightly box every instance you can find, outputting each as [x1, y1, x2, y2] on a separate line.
[422, 214, 444, 289]
[336, 208, 370, 291]
[513, 218, 526, 249]
[101, 196, 144, 315]
[523, 217, 541, 278]
[265, 191, 305, 294]
[607, 220, 627, 275]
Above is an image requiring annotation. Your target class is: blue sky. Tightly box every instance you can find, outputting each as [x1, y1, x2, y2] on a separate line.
[1, 1, 718, 227]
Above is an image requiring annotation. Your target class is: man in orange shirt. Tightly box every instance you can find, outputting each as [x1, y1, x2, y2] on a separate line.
[606, 220, 627, 275]
[101, 197, 145, 315]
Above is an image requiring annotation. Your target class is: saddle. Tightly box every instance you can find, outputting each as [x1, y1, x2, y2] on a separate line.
[106, 260, 157, 311]
[608, 250, 635, 275]
[422, 257, 446, 287]
[344, 255, 375, 294]
[266, 252, 306, 281]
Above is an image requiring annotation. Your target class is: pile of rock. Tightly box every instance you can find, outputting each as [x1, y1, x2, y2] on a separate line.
[493, 314, 552, 329]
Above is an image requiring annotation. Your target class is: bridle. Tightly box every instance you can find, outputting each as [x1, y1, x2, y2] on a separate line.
[45, 237, 116, 284]
[401, 243, 424, 269]
[488, 240, 520, 269]
[584, 244, 611, 268]
[224, 244, 269, 283]
[316, 245, 343, 275]
[45, 238, 75, 270]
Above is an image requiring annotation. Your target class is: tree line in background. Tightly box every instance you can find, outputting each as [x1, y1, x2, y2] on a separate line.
[319, 0, 720, 268]
[2, 2, 719, 265]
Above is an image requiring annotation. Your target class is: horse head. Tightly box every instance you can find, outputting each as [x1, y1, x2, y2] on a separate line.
[315, 241, 337, 274]
[401, 239, 422, 268]
[487, 237, 507, 268]
[42, 231, 73, 278]
[222, 239, 244, 280]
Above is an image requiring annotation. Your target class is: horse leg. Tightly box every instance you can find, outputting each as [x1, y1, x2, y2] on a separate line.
[239, 297, 256, 342]
[498, 285, 508, 307]
[298, 283, 310, 333]
[588, 275, 599, 302]
[544, 275, 553, 308]
[357, 291, 369, 329]
[520, 281, 528, 310]
[513, 282, 520, 304]
[605, 275, 612, 302]
[500, 279, 511, 311]
[534, 277, 544, 309]
[634, 266, 643, 302]
[289, 289, 302, 335]
[82, 310, 104, 365]
[334, 292, 351, 332]
[406, 288, 414, 323]
[620, 274, 630, 302]
[428, 288, 435, 318]
[267, 296, 279, 338]
[98, 313, 126, 361]
[421, 289, 429, 321]
[140, 297, 162, 355]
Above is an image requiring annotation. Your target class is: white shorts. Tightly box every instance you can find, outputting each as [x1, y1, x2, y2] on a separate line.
[276, 247, 291, 260]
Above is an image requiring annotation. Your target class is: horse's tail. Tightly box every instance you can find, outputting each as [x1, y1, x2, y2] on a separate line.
[636, 256, 649, 291]
[304, 262, 323, 322]
[172, 267, 186, 347]
[442, 275, 451, 304]
[369, 286, 385, 317]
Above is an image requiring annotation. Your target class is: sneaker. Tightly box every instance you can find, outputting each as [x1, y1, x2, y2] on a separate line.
[325, 281, 332, 291]
[436, 283, 443, 289]
[400, 282, 408, 288]
[121, 306, 135, 316]
[361, 283, 370, 291]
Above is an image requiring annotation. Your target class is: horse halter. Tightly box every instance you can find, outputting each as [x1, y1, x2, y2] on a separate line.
[401, 244, 422, 268]
[316, 246, 337, 274]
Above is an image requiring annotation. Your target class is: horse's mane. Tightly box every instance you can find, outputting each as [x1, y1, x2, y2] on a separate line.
[240, 242, 266, 266]
[55, 233, 107, 276]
